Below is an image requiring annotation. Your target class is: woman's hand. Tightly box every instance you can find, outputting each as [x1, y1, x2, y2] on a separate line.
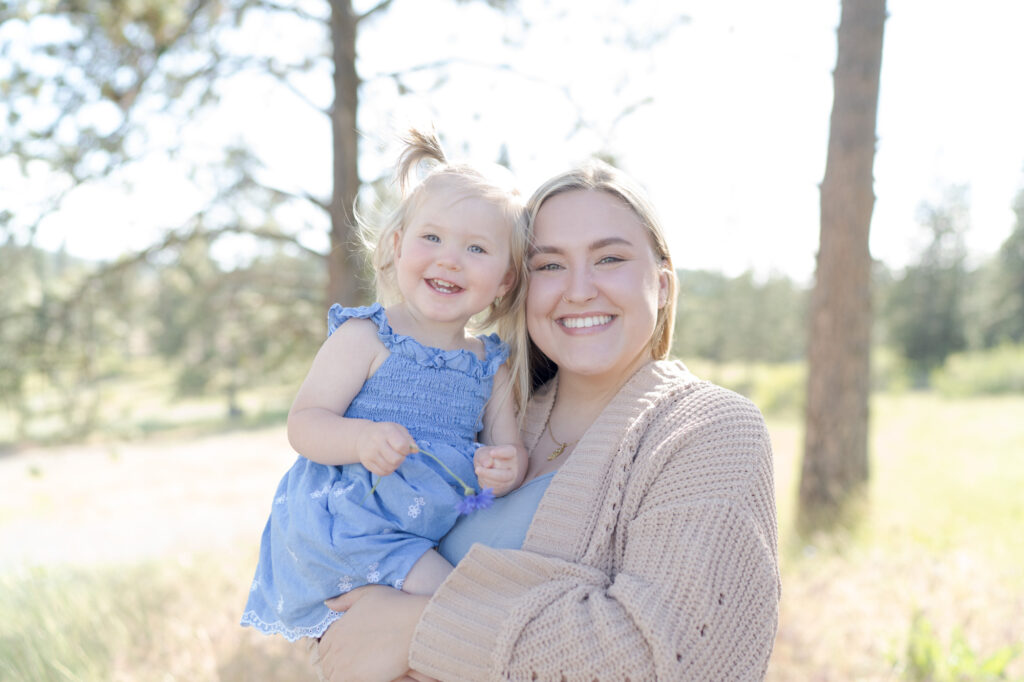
[318, 585, 429, 682]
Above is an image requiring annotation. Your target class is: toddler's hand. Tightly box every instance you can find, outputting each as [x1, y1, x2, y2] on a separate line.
[359, 421, 417, 476]
[474, 443, 524, 497]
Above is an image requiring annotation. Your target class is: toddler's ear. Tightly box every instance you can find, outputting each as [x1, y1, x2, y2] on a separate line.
[497, 267, 516, 297]
[392, 230, 403, 258]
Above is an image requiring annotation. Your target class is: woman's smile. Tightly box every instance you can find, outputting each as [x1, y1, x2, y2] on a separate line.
[557, 314, 614, 331]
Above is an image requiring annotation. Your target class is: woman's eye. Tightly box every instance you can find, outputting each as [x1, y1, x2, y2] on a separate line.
[597, 255, 623, 265]
[532, 262, 562, 272]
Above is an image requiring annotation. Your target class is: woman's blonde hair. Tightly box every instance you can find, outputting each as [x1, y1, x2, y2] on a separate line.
[358, 128, 531, 412]
[511, 159, 678, 396]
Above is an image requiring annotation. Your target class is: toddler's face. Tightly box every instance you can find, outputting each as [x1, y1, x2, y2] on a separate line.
[393, 179, 515, 327]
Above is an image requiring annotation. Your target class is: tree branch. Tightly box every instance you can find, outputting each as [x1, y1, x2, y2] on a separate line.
[357, 0, 396, 25]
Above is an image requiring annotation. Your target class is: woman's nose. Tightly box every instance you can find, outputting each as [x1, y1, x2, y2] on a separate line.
[562, 267, 597, 303]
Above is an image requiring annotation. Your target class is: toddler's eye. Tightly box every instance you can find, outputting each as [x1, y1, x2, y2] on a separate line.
[468, 244, 486, 254]
[423, 234, 440, 243]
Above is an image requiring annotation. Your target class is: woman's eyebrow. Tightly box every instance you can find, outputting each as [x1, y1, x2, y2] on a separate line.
[589, 237, 632, 250]
[530, 237, 633, 256]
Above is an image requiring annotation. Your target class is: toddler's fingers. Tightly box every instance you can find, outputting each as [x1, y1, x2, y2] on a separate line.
[477, 466, 514, 483]
[488, 444, 518, 463]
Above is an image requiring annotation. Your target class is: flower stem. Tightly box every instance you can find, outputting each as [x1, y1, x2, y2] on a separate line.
[361, 443, 474, 503]
[417, 446, 475, 495]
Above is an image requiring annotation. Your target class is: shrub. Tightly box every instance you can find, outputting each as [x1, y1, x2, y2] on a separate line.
[931, 344, 1024, 397]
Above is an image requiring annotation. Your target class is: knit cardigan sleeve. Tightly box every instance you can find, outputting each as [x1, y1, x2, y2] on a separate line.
[409, 373, 780, 681]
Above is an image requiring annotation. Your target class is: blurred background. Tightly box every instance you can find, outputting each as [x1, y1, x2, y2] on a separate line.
[1, 0, 1022, 680]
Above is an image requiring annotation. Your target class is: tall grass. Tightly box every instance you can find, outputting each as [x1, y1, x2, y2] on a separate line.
[769, 392, 1024, 681]
[0, 554, 314, 682]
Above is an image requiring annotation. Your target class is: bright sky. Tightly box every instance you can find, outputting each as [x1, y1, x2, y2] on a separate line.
[8, 0, 1024, 284]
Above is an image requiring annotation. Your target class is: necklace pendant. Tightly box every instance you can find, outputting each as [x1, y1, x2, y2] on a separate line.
[547, 443, 566, 461]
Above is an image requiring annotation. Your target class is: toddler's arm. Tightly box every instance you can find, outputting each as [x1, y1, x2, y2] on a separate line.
[475, 364, 528, 496]
[287, 317, 416, 472]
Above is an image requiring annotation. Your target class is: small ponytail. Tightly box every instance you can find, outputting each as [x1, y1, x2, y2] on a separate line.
[394, 128, 449, 196]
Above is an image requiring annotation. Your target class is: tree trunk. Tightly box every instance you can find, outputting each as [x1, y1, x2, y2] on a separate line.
[328, 0, 366, 307]
[798, 0, 886, 532]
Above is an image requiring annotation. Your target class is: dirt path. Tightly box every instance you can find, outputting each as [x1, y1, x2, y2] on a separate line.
[0, 427, 295, 570]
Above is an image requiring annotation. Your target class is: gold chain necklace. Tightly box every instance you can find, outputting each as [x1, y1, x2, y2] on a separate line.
[545, 418, 578, 461]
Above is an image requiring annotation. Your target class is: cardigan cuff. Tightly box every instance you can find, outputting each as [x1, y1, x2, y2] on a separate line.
[408, 544, 555, 680]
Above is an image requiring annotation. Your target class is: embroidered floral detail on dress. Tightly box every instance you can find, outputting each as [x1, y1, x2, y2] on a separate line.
[274, 494, 287, 505]
[407, 496, 426, 518]
[337, 576, 353, 593]
[394, 578, 404, 590]
[310, 485, 330, 499]
[366, 562, 381, 583]
[332, 481, 356, 497]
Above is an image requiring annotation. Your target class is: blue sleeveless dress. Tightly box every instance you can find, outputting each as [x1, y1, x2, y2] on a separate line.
[241, 303, 508, 641]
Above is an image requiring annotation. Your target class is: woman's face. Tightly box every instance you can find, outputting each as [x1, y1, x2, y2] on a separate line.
[526, 189, 669, 384]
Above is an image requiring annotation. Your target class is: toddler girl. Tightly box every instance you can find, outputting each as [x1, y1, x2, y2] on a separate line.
[241, 129, 528, 642]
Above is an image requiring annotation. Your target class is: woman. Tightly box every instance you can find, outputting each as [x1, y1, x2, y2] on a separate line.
[315, 161, 781, 681]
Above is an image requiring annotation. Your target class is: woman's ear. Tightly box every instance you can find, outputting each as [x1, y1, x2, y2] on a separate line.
[657, 260, 671, 308]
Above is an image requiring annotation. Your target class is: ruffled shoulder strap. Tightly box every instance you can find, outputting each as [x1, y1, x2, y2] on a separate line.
[328, 303, 509, 378]
[476, 333, 510, 379]
[326, 302, 387, 338]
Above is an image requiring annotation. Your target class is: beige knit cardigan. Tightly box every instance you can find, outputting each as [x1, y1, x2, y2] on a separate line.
[409, 360, 781, 681]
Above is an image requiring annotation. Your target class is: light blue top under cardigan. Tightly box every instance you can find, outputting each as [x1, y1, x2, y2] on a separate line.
[438, 471, 555, 565]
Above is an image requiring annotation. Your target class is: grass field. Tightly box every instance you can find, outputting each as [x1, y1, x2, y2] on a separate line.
[1, 391, 1022, 681]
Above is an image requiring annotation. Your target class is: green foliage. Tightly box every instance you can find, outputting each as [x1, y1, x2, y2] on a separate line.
[895, 611, 1021, 682]
[687, 360, 805, 416]
[978, 189, 1024, 346]
[672, 269, 807, 364]
[931, 344, 1024, 397]
[884, 188, 970, 384]
[0, 231, 323, 443]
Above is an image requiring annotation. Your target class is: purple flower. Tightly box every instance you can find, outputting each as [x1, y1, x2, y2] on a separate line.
[455, 487, 495, 515]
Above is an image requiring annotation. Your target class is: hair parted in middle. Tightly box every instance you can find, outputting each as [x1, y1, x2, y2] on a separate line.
[510, 159, 679, 395]
[357, 127, 531, 411]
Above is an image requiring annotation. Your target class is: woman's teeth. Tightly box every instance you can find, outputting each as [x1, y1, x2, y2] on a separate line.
[561, 315, 612, 329]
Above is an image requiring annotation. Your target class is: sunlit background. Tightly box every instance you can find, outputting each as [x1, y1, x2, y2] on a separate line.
[5, 0, 1024, 281]
[2, 1, 1023, 680]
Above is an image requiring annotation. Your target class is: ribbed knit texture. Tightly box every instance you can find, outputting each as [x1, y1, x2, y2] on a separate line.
[408, 360, 781, 681]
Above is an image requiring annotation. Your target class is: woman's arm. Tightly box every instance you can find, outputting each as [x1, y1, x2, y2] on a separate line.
[411, 396, 780, 681]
